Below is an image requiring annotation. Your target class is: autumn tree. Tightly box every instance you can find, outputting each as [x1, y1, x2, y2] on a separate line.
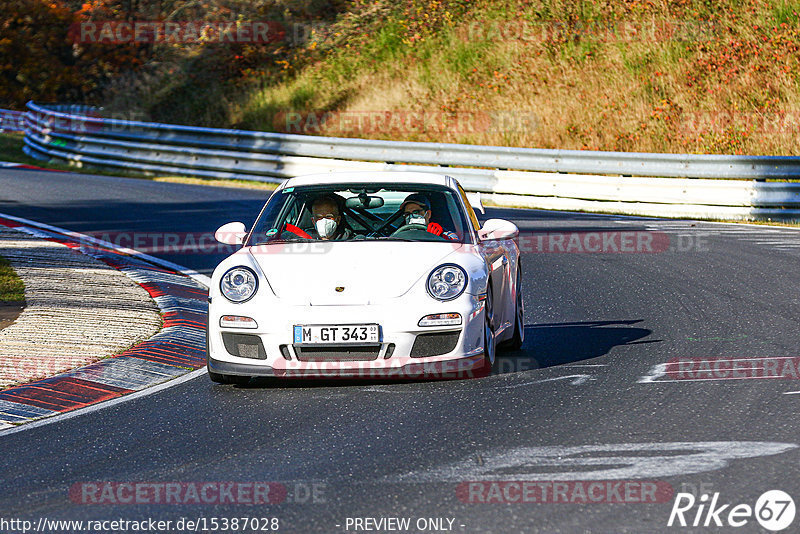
[0, 0, 148, 109]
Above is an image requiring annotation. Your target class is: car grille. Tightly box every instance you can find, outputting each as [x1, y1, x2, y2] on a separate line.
[294, 345, 381, 362]
[410, 331, 460, 358]
[222, 333, 267, 360]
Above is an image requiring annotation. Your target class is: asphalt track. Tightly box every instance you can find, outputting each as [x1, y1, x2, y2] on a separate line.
[1, 168, 800, 533]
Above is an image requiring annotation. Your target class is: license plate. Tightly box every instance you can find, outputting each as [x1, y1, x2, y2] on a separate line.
[293, 324, 380, 345]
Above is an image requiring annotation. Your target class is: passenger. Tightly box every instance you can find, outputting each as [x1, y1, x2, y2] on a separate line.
[309, 194, 353, 241]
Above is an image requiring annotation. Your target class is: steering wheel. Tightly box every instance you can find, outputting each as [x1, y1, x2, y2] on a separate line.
[391, 223, 428, 235]
[370, 210, 405, 237]
[390, 224, 448, 241]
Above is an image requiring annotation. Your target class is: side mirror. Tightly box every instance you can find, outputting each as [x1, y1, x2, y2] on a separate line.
[478, 219, 518, 241]
[215, 222, 247, 245]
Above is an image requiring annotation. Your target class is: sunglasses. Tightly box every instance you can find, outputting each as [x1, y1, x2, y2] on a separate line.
[312, 213, 339, 220]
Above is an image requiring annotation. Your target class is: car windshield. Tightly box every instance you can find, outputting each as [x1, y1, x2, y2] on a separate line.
[247, 183, 473, 245]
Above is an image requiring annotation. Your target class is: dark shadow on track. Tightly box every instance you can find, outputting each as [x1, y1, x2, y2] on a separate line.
[221, 320, 658, 389]
[492, 319, 658, 373]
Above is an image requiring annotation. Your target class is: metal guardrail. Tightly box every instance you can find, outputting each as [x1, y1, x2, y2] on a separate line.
[19, 101, 800, 221]
[0, 109, 25, 133]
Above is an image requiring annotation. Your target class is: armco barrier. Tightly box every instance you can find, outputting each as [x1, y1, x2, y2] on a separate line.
[0, 109, 25, 133]
[18, 101, 800, 221]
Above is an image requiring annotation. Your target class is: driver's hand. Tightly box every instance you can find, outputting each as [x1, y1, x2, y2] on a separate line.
[427, 222, 444, 236]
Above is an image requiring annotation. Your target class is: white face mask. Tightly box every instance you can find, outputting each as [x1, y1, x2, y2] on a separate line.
[315, 218, 338, 238]
[406, 213, 427, 226]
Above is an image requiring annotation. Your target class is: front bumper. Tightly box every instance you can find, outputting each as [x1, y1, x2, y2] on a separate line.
[207, 294, 487, 379]
[207, 353, 486, 379]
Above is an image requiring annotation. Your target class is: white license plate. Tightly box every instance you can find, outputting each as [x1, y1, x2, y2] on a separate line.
[293, 324, 380, 345]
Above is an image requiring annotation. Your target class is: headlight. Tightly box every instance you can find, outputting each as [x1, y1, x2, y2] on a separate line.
[427, 264, 467, 301]
[220, 266, 258, 303]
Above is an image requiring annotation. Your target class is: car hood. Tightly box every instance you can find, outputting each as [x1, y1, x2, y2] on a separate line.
[249, 241, 465, 304]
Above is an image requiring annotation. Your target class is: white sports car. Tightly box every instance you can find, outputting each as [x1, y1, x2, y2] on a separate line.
[207, 171, 523, 382]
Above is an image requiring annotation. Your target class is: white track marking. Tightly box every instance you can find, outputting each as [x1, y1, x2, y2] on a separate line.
[0, 211, 211, 437]
[361, 372, 597, 393]
[670, 356, 798, 363]
[640, 376, 794, 383]
[640, 361, 800, 396]
[638, 363, 668, 383]
[502, 374, 595, 387]
[385, 442, 799, 482]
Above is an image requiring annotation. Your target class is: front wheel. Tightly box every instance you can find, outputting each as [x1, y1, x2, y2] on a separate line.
[482, 286, 496, 370]
[208, 371, 251, 386]
[208, 370, 228, 384]
[499, 266, 524, 351]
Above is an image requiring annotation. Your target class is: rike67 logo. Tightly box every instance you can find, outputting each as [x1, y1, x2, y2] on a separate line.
[668, 490, 796, 531]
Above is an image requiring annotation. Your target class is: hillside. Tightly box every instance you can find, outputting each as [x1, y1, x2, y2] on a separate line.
[9, 0, 800, 155]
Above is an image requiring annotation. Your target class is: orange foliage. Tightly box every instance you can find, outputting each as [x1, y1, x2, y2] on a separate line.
[0, 0, 147, 109]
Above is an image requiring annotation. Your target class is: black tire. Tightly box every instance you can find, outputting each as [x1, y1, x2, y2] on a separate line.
[499, 266, 524, 351]
[229, 374, 251, 386]
[482, 286, 496, 371]
[208, 371, 251, 386]
[208, 370, 229, 384]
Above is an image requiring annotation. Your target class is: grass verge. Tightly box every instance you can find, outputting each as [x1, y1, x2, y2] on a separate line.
[224, 0, 800, 156]
[0, 255, 24, 302]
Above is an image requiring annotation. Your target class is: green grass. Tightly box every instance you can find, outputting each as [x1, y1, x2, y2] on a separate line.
[55, 0, 797, 156]
[0, 133, 36, 165]
[0, 255, 24, 302]
[772, 1, 800, 24]
[444, 36, 492, 79]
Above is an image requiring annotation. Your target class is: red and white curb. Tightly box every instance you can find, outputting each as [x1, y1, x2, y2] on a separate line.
[0, 213, 210, 432]
[0, 160, 64, 172]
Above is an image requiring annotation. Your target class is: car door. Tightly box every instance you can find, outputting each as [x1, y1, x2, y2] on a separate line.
[455, 182, 510, 333]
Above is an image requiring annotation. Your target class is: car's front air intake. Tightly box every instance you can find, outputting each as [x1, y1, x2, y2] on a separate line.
[410, 331, 460, 358]
[222, 333, 267, 360]
[294, 345, 381, 362]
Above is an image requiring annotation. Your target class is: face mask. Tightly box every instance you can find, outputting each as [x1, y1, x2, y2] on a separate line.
[405, 213, 426, 226]
[315, 218, 338, 238]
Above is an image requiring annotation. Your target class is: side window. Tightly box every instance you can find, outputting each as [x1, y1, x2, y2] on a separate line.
[458, 183, 481, 232]
[284, 198, 302, 227]
[292, 199, 312, 230]
[249, 193, 302, 244]
[440, 192, 463, 236]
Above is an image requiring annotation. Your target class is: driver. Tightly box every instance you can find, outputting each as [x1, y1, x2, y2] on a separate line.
[400, 193, 458, 240]
[309, 194, 353, 241]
